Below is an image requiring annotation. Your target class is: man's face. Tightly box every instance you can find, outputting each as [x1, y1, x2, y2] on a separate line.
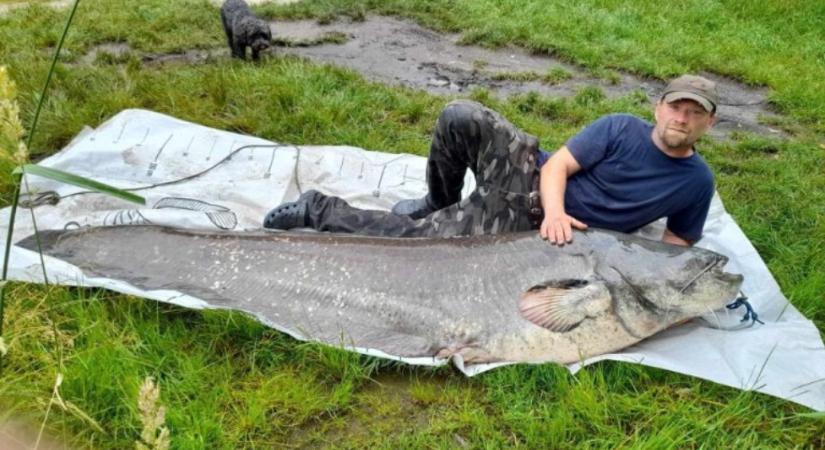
[653, 99, 716, 150]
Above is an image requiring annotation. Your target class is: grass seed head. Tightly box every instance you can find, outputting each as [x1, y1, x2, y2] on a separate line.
[136, 376, 170, 450]
[0, 65, 28, 164]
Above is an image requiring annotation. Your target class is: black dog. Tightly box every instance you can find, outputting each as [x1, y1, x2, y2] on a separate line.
[220, 0, 271, 61]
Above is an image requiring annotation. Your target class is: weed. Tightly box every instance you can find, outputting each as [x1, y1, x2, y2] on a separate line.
[490, 70, 541, 82]
[471, 59, 488, 71]
[271, 30, 350, 48]
[542, 67, 572, 85]
[573, 85, 606, 106]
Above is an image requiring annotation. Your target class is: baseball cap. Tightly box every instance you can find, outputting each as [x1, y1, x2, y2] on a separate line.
[661, 75, 719, 113]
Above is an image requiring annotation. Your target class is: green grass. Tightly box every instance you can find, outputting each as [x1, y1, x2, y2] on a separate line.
[488, 67, 574, 85]
[1, 0, 824, 448]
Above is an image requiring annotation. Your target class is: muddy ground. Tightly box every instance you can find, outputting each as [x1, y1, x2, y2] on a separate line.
[47, 11, 786, 139]
[267, 17, 783, 139]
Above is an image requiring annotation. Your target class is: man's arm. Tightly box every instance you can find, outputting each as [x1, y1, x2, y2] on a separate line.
[539, 145, 588, 245]
[662, 228, 692, 247]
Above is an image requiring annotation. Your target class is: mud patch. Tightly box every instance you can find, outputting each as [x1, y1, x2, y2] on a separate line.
[79, 43, 215, 67]
[269, 16, 782, 139]
[79, 42, 132, 65]
[141, 49, 215, 66]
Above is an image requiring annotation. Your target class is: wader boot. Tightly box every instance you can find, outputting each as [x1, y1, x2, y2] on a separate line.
[390, 194, 438, 220]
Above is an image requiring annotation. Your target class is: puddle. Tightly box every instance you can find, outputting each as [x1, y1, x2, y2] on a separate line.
[77, 15, 784, 139]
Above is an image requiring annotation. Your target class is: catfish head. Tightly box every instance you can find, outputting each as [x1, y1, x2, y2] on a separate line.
[602, 243, 743, 338]
[519, 230, 744, 339]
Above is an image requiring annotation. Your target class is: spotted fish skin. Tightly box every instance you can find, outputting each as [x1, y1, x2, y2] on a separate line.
[18, 226, 743, 364]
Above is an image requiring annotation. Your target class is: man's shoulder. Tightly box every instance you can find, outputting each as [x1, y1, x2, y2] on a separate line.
[588, 113, 651, 138]
[597, 113, 650, 126]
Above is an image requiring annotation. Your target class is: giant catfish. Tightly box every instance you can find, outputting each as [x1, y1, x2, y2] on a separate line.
[18, 226, 743, 364]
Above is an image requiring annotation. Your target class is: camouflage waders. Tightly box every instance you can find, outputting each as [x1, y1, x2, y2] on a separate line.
[301, 100, 543, 237]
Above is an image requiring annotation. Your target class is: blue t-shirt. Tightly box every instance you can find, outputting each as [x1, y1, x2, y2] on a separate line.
[542, 114, 714, 242]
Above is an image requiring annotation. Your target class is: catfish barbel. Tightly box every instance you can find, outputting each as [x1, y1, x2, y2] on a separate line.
[18, 226, 743, 364]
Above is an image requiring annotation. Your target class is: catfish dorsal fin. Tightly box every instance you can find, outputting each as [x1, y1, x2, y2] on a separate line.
[518, 279, 610, 332]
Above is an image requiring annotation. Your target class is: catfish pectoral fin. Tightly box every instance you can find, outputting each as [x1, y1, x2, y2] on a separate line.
[518, 279, 611, 332]
[519, 288, 585, 332]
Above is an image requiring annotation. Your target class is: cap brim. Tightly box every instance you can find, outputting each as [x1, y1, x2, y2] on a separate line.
[663, 92, 714, 112]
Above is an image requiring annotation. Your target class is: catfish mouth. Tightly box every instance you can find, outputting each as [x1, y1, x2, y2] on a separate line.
[677, 255, 744, 315]
[679, 255, 735, 294]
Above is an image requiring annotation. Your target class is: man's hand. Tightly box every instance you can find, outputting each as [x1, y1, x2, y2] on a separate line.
[539, 146, 585, 246]
[540, 212, 588, 245]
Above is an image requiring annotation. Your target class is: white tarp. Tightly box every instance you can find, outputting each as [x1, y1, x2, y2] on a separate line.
[3, 109, 824, 411]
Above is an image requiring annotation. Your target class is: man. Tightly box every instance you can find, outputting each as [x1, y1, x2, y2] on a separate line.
[264, 74, 718, 247]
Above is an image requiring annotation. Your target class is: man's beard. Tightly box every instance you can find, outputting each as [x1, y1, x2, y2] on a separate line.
[660, 127, 695, 149]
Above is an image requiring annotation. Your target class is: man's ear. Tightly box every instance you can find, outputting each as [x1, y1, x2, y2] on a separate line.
[708, 113, 717, 128]
[653, 100, 664, 122]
